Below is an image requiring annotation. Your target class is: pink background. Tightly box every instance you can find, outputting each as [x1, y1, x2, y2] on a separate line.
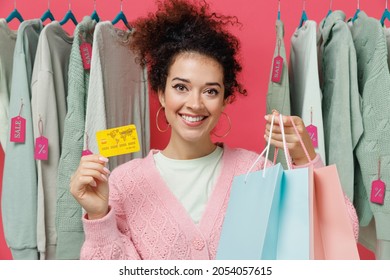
[0, 0, 384, 260]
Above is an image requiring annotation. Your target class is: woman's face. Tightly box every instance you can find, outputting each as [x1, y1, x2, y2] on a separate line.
[159, 52, 227, 145]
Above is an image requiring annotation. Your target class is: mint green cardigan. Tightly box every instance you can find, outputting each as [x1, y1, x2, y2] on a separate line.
[350, 11, 390, 242]
[56, 17, 96, 260]
[2, 19, 43, 260]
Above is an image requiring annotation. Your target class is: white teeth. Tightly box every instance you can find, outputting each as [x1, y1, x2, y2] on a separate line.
[181, 115, 205, 122]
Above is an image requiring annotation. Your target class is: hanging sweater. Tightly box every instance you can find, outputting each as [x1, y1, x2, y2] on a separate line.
[350, 11, 390, 243]
[318, 11, 363, 201]
[289, 20, 326, 164]
[84, 22, 150, 171]
[31, 21, 73, 260]
[266, 19, 291, 169]
[0, 19, 17, 151]
[56, 16, 96, 260]
[1, 19, 43, 260]
[80, 146, 356, 260]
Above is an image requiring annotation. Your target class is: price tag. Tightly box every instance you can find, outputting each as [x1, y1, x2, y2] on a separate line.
[306, 124, 318, 148]
[271, 56, 283, 83]
[82, 149, 93, 157]
[10, 116, 26, 143]
[370, 179, 385, 205]
[35, 136, 49, 160]
[80, 42, 92, 70]
[96, 124, 140, 158]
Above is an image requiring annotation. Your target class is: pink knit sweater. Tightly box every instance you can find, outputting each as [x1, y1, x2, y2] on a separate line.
[80, 145, 358, 260]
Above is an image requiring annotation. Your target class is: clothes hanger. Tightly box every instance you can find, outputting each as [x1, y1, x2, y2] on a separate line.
[298, 0, 308, 28]
[41, 0, 55, 23]
[91, 0, 100, 22]
[380, 0, 390, 26]
[352, 0, 361, 22]
[112, 0, 132, 30]
[326, 0, 333, 18]
[6, 0, 24, 23]
[60, 0, 78, 26]
[277, 0, 281, 20]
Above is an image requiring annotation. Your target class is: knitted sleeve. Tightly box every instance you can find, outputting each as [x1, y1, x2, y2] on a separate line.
[80, 173, 141, 260]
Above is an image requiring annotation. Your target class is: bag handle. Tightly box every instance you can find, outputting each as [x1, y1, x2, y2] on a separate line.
[279, 114, 293, 170]
[244, 114, 276, 182]
[271, 114, 312, 170]
[287, 115, 312, 165]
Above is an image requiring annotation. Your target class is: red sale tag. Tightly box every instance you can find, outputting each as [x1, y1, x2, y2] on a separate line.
[80, 42, 92, 70]
[306, 124, 318, 148]
[82, 149, 93, 157]
[271, 56, 283, 84]
[370, 179, 385, 205]
[35, 136, 49, 161]
[10, 116, 26, 143]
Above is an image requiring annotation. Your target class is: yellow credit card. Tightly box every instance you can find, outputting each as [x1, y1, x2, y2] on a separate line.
[96, 124, 140, 157]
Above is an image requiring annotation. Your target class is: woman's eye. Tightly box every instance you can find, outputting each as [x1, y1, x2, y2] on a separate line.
[173, 84, 187, 92]
[205, 89, 219, 96]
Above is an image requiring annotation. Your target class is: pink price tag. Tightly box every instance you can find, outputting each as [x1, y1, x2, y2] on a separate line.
[80, 42, 92, 70]
[82, 149, 93, 157]
[10, 116, 26, 143]
[306, 124, 318, 148]
[271, 56, 283, 84]
[370, 179, 385, 205]
[34, 136, 49, 161]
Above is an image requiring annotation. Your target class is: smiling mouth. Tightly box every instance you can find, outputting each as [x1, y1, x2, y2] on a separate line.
[180, 114, 207, 123]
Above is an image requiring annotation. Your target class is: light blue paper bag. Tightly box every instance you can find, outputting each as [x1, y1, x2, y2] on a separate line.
[216, 163, 284, 260]
[216, 114, 310, 260]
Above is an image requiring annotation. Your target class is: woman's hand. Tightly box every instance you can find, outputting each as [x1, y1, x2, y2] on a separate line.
[264, 112, 316, 166]
[70, 154, 111, 219]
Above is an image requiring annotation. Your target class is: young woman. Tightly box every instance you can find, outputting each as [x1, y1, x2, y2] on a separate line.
[70, 0, 355, 260]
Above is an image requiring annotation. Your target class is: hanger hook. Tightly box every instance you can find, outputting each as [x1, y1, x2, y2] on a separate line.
[14, 0, 16, 9]
[69, 0, 71, 11]
[48, 0, 50, 9]
[303, 0, 306, 11]
[330, 0, 333, 10]
[357, 0, 360, 10]
[121, 0, 123, 12]
[94, 0, 97, 10]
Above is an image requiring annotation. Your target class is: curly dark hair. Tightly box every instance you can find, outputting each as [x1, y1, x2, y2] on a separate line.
[130, 0, 247, 102]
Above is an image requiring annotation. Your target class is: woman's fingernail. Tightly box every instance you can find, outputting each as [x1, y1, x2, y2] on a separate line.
[101, 174, 108, 182]
[103, 167, 111, 174]
[264, 115, 269, 120]
[99, 156, 109, 163]
[90, 180, 97, 187]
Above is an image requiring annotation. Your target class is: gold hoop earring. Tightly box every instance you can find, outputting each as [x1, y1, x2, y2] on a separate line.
[156, 106, 170, 133]
[212, 112, 232, 138]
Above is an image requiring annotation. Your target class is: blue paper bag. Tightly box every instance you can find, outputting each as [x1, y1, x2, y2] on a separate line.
[216, 163, 283, 260]
[216, 164, 310, 260]
[275, 167, 310, 260]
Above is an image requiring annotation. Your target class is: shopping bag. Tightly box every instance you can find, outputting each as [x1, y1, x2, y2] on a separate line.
[276, 167, 310, 259]
[286, 115, 359, 260]
[311, 165, 360, 259]
[217, 114, 311, 260]
[216, 163, 284, 260]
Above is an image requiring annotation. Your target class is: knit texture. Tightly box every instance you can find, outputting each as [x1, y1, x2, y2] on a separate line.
[318, 11, 363, 201]
[80, 146, 353, 260]
[266, 19, 290, 169]
[56, 17, 96, 260]
[1, 19, 43, 260]
[351, 12, 390, 242]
